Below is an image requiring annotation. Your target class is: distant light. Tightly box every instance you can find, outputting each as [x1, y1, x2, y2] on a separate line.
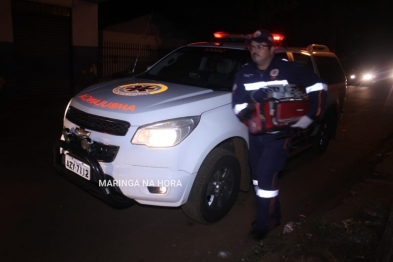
[350, 74, 356, 79]
[214, 32, 229, 38]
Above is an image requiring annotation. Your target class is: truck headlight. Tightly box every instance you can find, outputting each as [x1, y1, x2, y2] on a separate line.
[131, 116, 200, 147]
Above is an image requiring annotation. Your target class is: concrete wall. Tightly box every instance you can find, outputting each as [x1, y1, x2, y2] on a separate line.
[71, 0, 99, 94]
[0, 0, 13, 95]
[72, 0, 98, 47]
[0, 0, 13, 43]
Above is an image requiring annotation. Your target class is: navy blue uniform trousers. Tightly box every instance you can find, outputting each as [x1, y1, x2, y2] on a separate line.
[249, 133, 290, 231]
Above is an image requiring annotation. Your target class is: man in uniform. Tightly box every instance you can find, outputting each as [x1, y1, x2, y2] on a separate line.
[232, 29, 327, 240]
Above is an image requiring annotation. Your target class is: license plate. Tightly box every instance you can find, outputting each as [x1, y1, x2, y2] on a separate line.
[65, 154, 91, 180]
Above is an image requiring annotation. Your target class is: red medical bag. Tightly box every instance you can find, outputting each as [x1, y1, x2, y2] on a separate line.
[248, 98, 309, 134]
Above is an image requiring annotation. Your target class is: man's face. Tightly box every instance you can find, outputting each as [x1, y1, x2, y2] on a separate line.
[248, 40, 275, 69]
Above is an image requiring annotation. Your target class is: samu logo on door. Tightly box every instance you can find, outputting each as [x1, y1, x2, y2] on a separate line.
[113, 83, 168, 96]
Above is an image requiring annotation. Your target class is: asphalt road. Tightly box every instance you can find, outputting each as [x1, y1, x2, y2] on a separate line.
[1, 80, 393, 262]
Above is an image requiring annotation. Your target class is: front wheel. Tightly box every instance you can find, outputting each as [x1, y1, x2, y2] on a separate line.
[182, 148, 241, 224]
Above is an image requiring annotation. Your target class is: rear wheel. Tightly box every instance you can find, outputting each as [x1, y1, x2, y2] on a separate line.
[313, 112, 336, 155]
[182, 148, 241, 224]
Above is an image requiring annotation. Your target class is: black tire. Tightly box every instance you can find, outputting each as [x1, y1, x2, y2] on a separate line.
[313, 112, 335, 155]
[181, 148, 241, 224]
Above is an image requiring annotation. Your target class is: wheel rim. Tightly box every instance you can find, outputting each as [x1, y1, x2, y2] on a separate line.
[319, 122, 330, 149]
[206, 167, 234, 209]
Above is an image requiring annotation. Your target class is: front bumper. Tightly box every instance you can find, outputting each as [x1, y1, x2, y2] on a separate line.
[53, 140, 134, 208]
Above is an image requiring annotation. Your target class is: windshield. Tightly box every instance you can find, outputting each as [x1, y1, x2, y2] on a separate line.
[136, 46, 250, 92]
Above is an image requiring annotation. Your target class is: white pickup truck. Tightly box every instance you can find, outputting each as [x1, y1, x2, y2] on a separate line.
[53, 33, 347, 224]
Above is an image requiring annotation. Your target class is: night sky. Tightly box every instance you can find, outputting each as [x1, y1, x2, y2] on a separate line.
[98, 0, 393, 71]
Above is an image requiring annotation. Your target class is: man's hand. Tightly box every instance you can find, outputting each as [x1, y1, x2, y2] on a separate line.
[237, 103, 255, 121]
[291, 115, 313, 129]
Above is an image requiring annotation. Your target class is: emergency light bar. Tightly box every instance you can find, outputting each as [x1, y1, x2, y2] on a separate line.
[213, 32, 229, 38]
[213, 31, 285, 44]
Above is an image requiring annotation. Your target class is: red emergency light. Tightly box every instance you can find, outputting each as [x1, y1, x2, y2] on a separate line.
[272, 33, 284, 42]
[214, 32, 229, 39]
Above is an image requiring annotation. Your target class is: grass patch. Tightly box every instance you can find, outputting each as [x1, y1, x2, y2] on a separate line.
[253, 240, 266, 259]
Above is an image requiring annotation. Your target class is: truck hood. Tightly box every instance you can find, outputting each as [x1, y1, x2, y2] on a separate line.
[69, 77, 232, 126]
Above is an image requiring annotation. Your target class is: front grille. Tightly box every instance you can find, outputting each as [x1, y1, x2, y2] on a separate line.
[66, 106, 130, 136]
[89, 141, 119, 162]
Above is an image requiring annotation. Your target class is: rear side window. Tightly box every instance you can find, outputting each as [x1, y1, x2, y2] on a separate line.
[292, 53, 314, 70]
[274, 52, 290, 61]
[313, 55, 346, 84]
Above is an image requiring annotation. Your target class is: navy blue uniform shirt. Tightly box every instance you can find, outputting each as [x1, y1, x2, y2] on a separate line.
[232, 57, 327, 120]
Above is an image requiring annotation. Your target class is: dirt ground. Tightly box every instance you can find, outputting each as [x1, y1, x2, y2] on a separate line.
[242, 148, 393, 262]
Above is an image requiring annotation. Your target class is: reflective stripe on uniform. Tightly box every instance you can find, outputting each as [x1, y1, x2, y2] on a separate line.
[244, 80, 289, 90]
[254, 186, 279, 198]
[305, 83, 327, 93]
[233, 103, 248, 114]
